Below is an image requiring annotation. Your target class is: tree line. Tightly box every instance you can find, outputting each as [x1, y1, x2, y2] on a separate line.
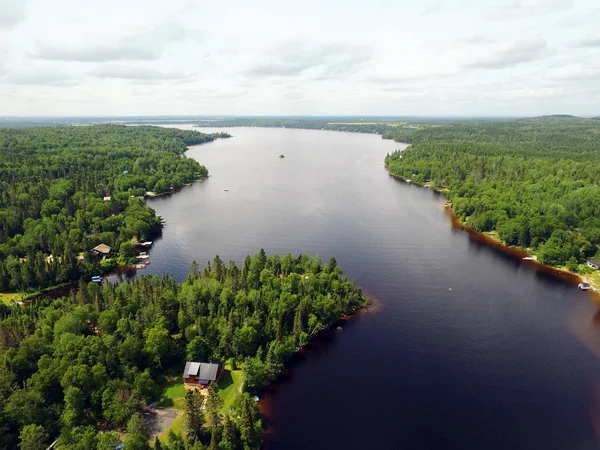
[384, 116, 600, 268]
[0, 251, 367, 449]
[0, 125, 228, 293]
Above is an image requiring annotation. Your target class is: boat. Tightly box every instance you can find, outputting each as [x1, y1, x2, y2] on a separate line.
[91, 276, 102, 283]
[579, 282, 591, 290]
[224, 189, 229, 192]
[137, 255, 149, 260]
[279, 154, 285, 158]
[523, 256, 537, 261]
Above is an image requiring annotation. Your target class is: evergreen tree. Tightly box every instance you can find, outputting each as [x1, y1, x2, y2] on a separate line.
[183, 389, 204, 446]
[205, 382, 224, 428]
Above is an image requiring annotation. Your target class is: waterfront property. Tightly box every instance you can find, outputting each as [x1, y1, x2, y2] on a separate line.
[182, 361, 224, 388]
[587, 260, 599, 270]
[91, 244, 112, 259]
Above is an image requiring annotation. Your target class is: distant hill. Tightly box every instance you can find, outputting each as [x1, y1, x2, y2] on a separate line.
[538, 114, 579, 119]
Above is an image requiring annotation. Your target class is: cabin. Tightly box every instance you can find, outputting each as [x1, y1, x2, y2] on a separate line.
[182, 361, 224, 388]
[587, 260, 599, 270]
[91, 244, 112, 259]
[103, 196, 111, 201]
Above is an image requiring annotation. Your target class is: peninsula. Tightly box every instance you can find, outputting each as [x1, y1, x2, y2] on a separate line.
[0, 125, 229, 300]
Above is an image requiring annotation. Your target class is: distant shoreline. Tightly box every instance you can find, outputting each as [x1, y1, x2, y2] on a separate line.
[385, 168, 599, 297]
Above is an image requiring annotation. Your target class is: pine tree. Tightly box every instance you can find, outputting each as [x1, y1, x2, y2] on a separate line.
[205, 382, 224, 428]
[183, 389, 205, 446]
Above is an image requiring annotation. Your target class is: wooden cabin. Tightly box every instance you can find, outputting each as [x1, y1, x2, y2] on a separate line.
[182, 361, 224, 388]
[91, 244, 112, 259]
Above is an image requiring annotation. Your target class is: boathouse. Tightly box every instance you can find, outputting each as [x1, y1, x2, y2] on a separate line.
[183, 361, 224, 388]
[91, 244, 112, 259]
[587, 260, 599, 270]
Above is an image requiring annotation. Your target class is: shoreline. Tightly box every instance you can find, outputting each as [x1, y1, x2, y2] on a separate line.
[385, 168, 600, 297]
[258, 300, 370, 433]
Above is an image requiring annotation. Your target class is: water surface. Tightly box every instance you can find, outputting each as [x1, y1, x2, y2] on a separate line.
[142, 126, 600, 450]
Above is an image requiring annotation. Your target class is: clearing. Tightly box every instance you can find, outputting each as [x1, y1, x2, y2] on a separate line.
[157, 365, 243, 441]
[0, 292, 26, 305]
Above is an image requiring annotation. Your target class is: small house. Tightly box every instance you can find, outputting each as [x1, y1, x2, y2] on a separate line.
[91, 244, 112, 259]
[103, 196, 112, 201]
[183, 361, 224, 388]
[587, 260, 599, 270]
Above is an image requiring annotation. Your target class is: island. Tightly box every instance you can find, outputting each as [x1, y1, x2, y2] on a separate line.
[0, 125, 230, 302]
[0, 251, 367, 449]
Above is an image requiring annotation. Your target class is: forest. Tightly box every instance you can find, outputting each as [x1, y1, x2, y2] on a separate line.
[384, 116, 600, 268]
[0, 251, 367, 450]
[0, 125, 228, 294]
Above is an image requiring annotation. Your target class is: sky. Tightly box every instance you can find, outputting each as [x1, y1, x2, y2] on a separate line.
[0, 0, 598, 116]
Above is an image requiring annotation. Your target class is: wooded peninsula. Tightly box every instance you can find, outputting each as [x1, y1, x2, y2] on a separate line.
[0, 251, 367, 449]
[0, 125, 228, 296]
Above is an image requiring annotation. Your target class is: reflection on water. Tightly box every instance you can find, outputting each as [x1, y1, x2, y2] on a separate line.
[141, 126, 600, 449]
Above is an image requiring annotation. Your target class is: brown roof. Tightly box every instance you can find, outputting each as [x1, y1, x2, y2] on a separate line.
[92, 244, 112, 254]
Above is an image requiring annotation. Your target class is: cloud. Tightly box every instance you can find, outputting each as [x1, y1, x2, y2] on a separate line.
[572, 37, 600, 48]
[89, 64, 194, 82]
[33, 22, 201, 62]
[4, 69, 81, 87]
[246, 42, 372, 78]
[467, 38, 548, 69]
[0, 0, 27, 29]
[482, 0, 574, 20]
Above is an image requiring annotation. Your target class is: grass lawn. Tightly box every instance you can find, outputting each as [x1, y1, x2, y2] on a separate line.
[588, 270, 600, 289]
[0, 292, 26, 305]
[160, 414, 183, 441]
[218, 366, 243, 414]
[158, 379, 186, 410]
[157, 365, 243, 442]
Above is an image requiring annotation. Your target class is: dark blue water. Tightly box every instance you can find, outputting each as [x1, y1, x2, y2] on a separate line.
[140, 126, 600, 449]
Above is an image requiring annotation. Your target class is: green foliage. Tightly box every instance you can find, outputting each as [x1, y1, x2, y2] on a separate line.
[183, 389, 205, 446]
[0, 252, 366, 449]
[18, 424, 48, 450]
[205, 382, 224, 428]
[384, 117, 600, 266]
[97, 431, 121, 450]
[0, 125, 226, 292]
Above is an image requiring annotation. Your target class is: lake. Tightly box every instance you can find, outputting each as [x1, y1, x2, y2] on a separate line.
[141, 126, 600, 449]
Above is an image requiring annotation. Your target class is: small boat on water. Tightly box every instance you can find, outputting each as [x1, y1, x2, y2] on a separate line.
[279, 154, 285, 158]
[579, 282, 591, 290]
[224, 189, 229, 192]
[523, 256, 537, 261]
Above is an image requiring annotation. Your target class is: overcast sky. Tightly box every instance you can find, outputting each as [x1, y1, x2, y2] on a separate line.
[0, 0, 598, 116]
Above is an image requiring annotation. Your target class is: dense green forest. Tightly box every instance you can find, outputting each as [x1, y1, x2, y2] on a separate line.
[0, 126, 227, 293]
[195, 117, 392, 135]
[0, 251, 367, 449]
[384, 116, 600, 268]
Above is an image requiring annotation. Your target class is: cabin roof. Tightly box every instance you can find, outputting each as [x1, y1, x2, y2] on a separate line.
[183, 361, 220, 383]
[588, 259, 599, 265]
[92, 244, 112, 254]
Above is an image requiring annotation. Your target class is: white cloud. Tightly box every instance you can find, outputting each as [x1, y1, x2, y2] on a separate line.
[89, 64, 194, 82]
[0, 0, 597, 116]
[33, 22, 201, 62]
[467, 38, 549, 69]
[0, 0, 27, 29]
